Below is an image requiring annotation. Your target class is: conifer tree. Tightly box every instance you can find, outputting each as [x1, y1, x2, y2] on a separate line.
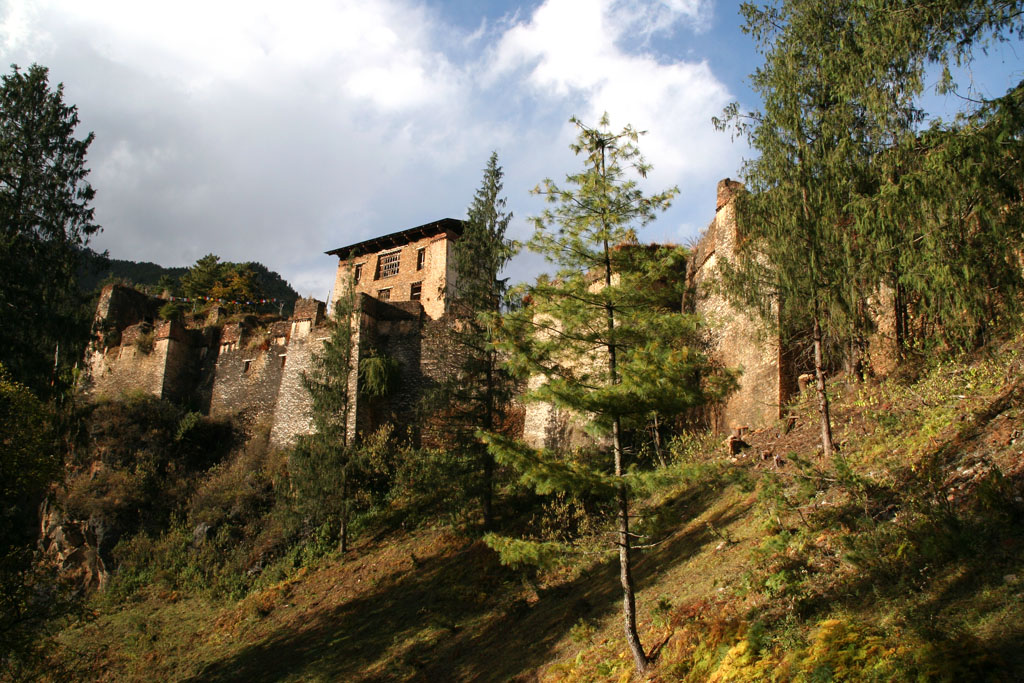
[434, 152, 517, 528]
[717, 0, 1024, 400]
[484, 117, 726, 674]
[293, 283, 359, 552]
[715, 0, 884, 456]
[0, 64, 98, 396]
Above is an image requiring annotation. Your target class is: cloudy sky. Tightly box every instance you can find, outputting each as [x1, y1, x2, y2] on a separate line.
[2, 1, 1021, 300]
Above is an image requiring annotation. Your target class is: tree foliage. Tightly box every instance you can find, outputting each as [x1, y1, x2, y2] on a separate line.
[0, 64, 98, 396]
[716, 0, 1024, 455]
[433, 151, 518, 528]
[178, 253, 298, 312]
[0, 363, 69, 676]
[293, 292, 360, 553]
[485, 116, 729, 673]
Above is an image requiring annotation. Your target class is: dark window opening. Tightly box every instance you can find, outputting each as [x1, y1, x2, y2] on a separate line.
[243, 360, 252, 373]
[416, 247, 425, 271]
[353, 263, 363, 284]
[410, 282, 422, 301]
[378, 250, 401, 278]
[377, 288, 391, 301]
[280, 355, 286, 368]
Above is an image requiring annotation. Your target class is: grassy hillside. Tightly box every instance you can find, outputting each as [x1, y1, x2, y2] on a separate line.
[39, 335, 1024, 681]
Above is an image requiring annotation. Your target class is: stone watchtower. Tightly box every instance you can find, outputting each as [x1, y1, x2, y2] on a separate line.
[327, 218, 464, 320]
[325, 218, 465, 440]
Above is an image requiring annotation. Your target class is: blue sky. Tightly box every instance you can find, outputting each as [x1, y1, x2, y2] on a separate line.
[1, 1, 1020, 299]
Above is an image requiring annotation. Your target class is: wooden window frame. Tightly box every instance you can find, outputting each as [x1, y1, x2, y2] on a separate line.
[378, 250, 401, 279]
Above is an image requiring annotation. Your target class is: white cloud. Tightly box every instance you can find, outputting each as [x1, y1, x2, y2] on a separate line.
[0, 0, 745, 295]
[490, 0, 733, 183]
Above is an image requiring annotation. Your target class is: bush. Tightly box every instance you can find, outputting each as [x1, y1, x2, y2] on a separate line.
[158, 302, 184, 323]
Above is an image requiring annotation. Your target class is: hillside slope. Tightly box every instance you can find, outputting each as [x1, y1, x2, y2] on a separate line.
[44, 336, 1024, 681]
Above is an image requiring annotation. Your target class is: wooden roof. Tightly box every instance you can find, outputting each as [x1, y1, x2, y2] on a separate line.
[326, 218, 464, 259]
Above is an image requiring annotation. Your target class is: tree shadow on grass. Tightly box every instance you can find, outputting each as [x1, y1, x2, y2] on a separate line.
[768, 385, 1024, 677]
[186, 480, 733, 682]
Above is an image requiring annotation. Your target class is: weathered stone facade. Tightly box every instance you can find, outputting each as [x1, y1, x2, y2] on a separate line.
[82, 285, 331, 447]
[84, 294, 211, 405]
[328, 218, 463, 321]
[84, 191, 805, 452]
[521, 179, 797, 449]
[688, 179, 797, 432]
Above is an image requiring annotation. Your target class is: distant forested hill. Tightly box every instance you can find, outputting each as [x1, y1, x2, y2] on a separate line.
[77, 249, 300, 314]
[77, 249, 187, 295]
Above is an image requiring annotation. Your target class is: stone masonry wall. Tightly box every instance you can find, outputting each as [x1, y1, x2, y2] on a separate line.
[94, 284, 158, 334]
[332, 232, 454, 321]
[268, 323, 330, 449]
[689, 179, 794, 432]
[84, 317, 201, 403]
[210, 342, 288, 427]
[86, 332, 169, 400]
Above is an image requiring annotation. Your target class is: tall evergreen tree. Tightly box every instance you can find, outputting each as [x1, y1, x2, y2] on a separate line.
[715, 0, 873, 457]
[484, 117, 726, 674]
[0, 64, 98, 396]
[292, 285, 359, 553]
[717, 0, 1024, 398]
[434, 151, 517, 528]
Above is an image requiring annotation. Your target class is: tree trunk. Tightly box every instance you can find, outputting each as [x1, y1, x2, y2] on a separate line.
[339, 472, 349, 554]
[812, 302, 836, 458]
[602, 212, 649, 673]
[652, 412, 666, 468]
[482, 351, 495, 529]
[615, 417, 649, 673]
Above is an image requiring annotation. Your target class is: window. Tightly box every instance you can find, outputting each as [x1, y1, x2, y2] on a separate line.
[279, 355, 287, 368]
[377, 288, 391, 301]
[353, 263, 363, 284]
[410, 282, 422, 301]
[416, 247, 426, 271]
[378, 250, 401, 278]
[243, 359, 252, 373]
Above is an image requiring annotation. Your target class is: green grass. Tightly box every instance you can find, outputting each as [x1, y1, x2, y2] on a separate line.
[36, 334, 1024, 681]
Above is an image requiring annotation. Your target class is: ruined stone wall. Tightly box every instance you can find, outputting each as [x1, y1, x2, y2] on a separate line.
[94, 284, 159, 334]
[520, 306, 608, 451]
[353, 297, 428, 439]
[155, 321, 203, 404]
[268, 323, 330, 449]
[210, 342, 288, 427]
[332, 232, 453, 320]
[84, 283, 331, 447]
[86, 331, 168, 400]
[84, 318, 204, 404]
[689, 179, 794, 432]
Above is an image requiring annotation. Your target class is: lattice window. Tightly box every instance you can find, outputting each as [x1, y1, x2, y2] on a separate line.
[377, 288, 391, 301]
[378, 250, 401, 278]
[410, 282, 422, 301]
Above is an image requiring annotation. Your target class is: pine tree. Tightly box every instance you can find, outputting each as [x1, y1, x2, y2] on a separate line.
[292, 285, 359, 553]
[484, 116, 726, 674]
[0, 64, 98, 396]
[716, 0, 1024, 403]
[434, 152, 517, 529]
[715, 0, 885, 456]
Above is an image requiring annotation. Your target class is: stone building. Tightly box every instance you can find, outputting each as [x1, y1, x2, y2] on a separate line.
[82, 219, 467, 449]
[83, 190, 806, 453]
[521, 179, 797, 449]
[82, 284, 330, 448]
[687, 179, 797, 432]
[327, 218, 464, 320]
[325, 219, 465, 440]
